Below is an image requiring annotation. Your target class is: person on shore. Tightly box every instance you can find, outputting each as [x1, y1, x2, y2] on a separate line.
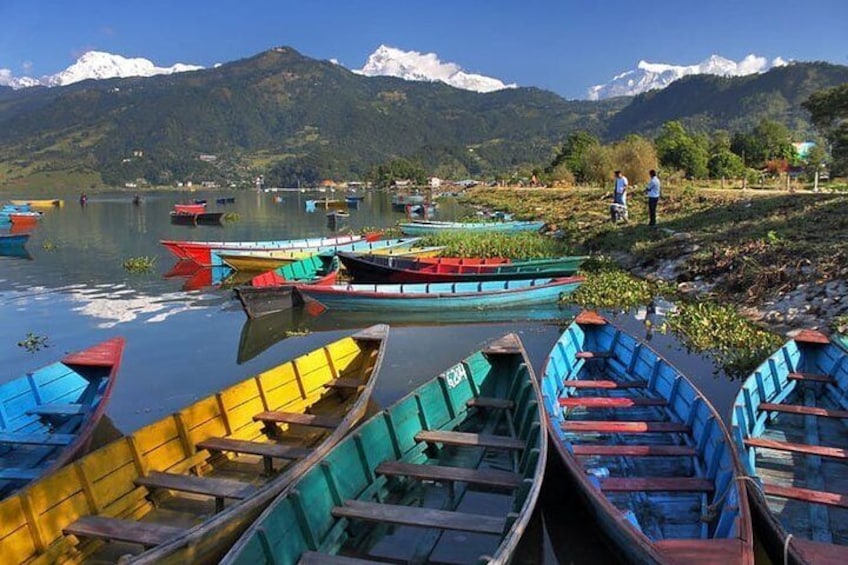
[610, 170, 628, 222]
[645, 169, 661, 226]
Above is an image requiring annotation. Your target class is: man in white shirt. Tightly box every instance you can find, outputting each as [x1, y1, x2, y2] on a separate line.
[645, 169, 660, 226]
[610, 170, 628, 222]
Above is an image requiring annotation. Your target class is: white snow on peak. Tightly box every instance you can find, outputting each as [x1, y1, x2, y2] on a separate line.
[354, 44, 516, 93]
[587, 54, 789, 100]
[0, 51, 203, 89]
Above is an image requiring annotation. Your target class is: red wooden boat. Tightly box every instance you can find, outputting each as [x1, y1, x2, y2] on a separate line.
[173, 203, 206, 214]
[160, 234, 370, 265]
[9, 212, 42, 225]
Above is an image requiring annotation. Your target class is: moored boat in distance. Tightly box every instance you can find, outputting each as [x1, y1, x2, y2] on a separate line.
[540, 311, 754, 564]
[220, 332, 546, 564]
[0, 326, 388, 564]
[173, 202, 206, 215]
[731, 329, 848, 564]
[9, 199, 63, 208]
[0, 337, 125, 498]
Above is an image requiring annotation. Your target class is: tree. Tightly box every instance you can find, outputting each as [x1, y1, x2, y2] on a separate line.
[365, 158, 428, 188]
[547, 131, 600, 183]
[655, 121, 708, 178]
[708, 149, 746, 179]
[803, 84, 848, 174]
[611, 135, 658, 185]
[578, 144, 614, 186]
[731, 119, 794, 169]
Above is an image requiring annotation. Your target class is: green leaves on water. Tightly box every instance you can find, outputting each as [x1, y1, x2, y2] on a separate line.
[18, 332, 49, 353]
[123, 256, 157, 273]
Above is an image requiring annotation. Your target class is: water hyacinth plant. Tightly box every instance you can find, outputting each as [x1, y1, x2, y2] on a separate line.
[123, 256, 156, 273]
[418, 231, 570, 259]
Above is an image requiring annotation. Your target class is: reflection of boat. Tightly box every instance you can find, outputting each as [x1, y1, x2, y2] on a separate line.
[169, 211, 224, 225]
[222, 332, 546, 565]
[0, 327, 388, 564]
[216, 196, 236, 204]
[10, 199, 63, 208]
[541, 311, 754, 564]
[0, 232, 30, 247]
[731, 330, 848, 564]
[8, 211, 41, 225]
[0, 338, 125, 497]
[305, 198, 347, 210]
[326, 209, 350, 230]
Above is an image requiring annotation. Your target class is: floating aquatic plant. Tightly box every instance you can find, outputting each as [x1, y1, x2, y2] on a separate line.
[18, 332, 49, 353]
[123, 256, 157, 273]
[419, 232, 569, 258]
[41, 240, 57, 251]
[222, 212, 240, 222]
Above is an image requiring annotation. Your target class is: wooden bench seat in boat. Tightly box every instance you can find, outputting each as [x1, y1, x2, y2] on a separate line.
[196, 437, 311, 474]
[25, 403, 87, 417]
[576, 351, 614, 360]
[135, 471, 258, 513]
[467, 397, 514, 410]
[376, 461, 522, 489]
[0, 432, 75, 445]
[415, 430, 525, 451]
[654, 539, 751, 564]
[758, 402, 848, 419]
[571, 444, 697, 457]
[253, 411, 342, 429]
[600, 477, 715, 493]
[562, 421, 689, 434]
[743, 437, 848, 460]
[331, 500, 507, 535]
[0, 467, 42, 481]
[558, 397, 667, 408]
[761, 483, 848, 509]
[565, 380, 647, 389]
[299, 552, 384, 564]
[788, 372, 836, 384]
[63, 515, 184, 548]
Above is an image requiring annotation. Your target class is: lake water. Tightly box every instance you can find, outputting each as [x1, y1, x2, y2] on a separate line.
[0, 189, 746, 564]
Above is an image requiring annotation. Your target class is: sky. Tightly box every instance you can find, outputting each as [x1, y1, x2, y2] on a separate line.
[1, 0, 846, 99]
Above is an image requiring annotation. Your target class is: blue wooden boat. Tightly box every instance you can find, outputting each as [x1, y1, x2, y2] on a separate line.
[0, 337, 125, 498]
[0, 233, 30, 247]
[220, 332, 546, 564]
[398, 219, 545, 236]
[541, 311, 754, 564]
[731, 329, 848, 564]
[295, 275, 584, 312]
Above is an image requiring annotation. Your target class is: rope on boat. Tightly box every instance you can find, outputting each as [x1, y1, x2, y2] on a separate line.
[783, 533, 794, 565]
[701, 475, 762, 523]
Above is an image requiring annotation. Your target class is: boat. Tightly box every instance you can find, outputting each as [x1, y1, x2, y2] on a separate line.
[730, 329, 848, 564]
[8, 212, 41, 226]
[294, 275, 584, 312]
[390, 192, 426, 209]
[0, 233, 30, 247]
[337, 251, 587, 283]
[540, 311, 754, 564]
[326, 210, 350, 230]
[220, 332, 546, 564]
[160, 234, 369, 266]
[398, 219, 546, 236]
[173, 203, 206, 215]
[216, 197, 236, 204]
[0, 326, 388, 564]
[234, 255, 341, 319]
[305, 198, 347, 210]
[9, 199, 63, 208]
[0, 337, 125, 499]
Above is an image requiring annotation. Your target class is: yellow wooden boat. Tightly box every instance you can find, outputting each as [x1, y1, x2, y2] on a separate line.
[10, 199, 64, 208]
[0, 325, 388, 565]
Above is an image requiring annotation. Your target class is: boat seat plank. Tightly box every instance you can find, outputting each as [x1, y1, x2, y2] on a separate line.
[63, 516, 184, 548]
[576, 351, 614, 360]
[600, 477, 715, 492]
[744, 437, 847, 460]
[299, 552, 383, 564]
[253, 411, 342, 429]
[326, 378, 362, 389]
[571, 444, 697, 457]
[0, 467, 42, 481]
[762, 483, 848, 509]
[559, 397, 666, 408]
[196, 437, 311, 459]
[759, 402, 848, 419]
[0, 432, 75, 445]
[562, 421, 689, 434]
[26, 403, 87, 417]
[415, 430, 525, 451]
[376, 461, 522, 489]
[135, 471, 257, 505]
[788, 372, 836, 384]
[654, 539, 748, 564]
[565, 380, 647, 389]
[331, 500, 506, 535]
[467, 397, 514, 410]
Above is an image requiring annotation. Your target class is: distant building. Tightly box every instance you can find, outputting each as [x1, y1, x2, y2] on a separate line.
[132, 149, 144, 157]
[792, 142, 815, 159]
[428, 177, 442, 188]
[393, 179, 412, 188]
[199, 154, 218, 162]
[201, 181, 218, 188]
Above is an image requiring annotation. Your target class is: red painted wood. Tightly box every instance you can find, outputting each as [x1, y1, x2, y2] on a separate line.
[559, 397, 666, 408]
[655, 539, 747, 564]
[62, 337, 126, 367]
[759, 402, 848, 419]
[562, 421, 689, 433]
[575, 310, 607, 325]
[792, 537, 848, 565]
[788, 372, 836, 384]
[794, 329, 830, 345]
[571, 444, 696, 457]
[744, 437, 848, 460]
[565, 380, 647, 389]
[762, 483, 848, 509]
[599, 477, 714, 492]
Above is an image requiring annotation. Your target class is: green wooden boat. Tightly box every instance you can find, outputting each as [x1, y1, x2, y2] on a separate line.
[221, 333, 546, 565]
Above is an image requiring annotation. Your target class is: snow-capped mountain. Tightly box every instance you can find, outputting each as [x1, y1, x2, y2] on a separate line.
[355, 45, 516, 93]
[0, 51, 203, 89]
[587, 54, 789, 100]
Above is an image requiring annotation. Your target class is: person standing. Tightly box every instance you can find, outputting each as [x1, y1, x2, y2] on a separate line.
[645, 169, 661, 226]
[610, 170, 628, 221]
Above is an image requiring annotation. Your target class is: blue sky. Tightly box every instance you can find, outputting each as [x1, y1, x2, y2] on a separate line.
[1, 0, 846, 99]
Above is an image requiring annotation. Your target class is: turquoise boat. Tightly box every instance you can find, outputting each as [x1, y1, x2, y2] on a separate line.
[221, 332, 546, 564]
[398, 219, 546, 236]
[731, 329, 848, 564]
[0, 233, 30, 248]
[294, 275, 584, 312]
[541, 311, 754, 564]
[0, 338, 125, 498]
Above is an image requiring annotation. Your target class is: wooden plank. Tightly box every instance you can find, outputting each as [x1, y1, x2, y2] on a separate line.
[0, 432, 75, 445]
[575, 311, 607, 325]
[415, 430, 525, 451]
[0, 468, 42, 481]
[135, 471, 257, 500]
[789, 372, 836, 384]
[762, 483, 848, 509]
[196, 437, 311, 459]
[794, 330, 831, 345]
[26, 403, 87, 417]
[562, 421, 689, 433]
[759, 402, 848, 419]
[571, 444, 697, 457]
[300, 552, 384, 564]
[63, 516, 183, 547]
[558, 397, 666, 408]
[253, 411, 342, 429]
[565, 380, 647, 389]
[600, 477, 715, 492]
[655, 539, 747, 564]
[376, 461, 522, 489]
[326, 378, 361, 389]
[576, 351, 613, 360]
[331, 500, 506, 535]
[744, 437, 848, 460]
[467, 397, 514, 410]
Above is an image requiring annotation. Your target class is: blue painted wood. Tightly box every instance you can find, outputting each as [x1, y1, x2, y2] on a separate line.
[397, 219, 545, 236]
[540, 311, 753, 564]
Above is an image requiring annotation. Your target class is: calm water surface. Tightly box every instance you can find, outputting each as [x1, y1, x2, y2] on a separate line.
[0, 189, 746, 564]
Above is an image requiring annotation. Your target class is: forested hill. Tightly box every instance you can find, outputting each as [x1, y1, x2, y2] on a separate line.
[0, 47, 845, 188]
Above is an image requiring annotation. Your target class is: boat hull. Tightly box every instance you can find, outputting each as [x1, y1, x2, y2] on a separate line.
[160, 234, 365, 266]
[398, 219, 545, 236]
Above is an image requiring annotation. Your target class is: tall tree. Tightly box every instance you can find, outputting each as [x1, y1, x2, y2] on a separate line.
[803, 84, 848, 174]
[547, 131, 600, 183]
[655, 121, 709, 178]
[731, 119, 795, 168]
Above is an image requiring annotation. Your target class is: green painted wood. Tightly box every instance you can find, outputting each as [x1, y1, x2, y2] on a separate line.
[376, 461, 522, 488]
[467, 397, 514, 409]
[415, 430, 525, 450]
[299, 551, 385, 564]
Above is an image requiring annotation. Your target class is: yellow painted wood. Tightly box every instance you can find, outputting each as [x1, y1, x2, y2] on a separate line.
[215, 394, 233, 436]
[88, 461, 140, 511]
[72, 463, 100, 514]
[26, 465, 81, 517]
[19, 493, 45, 554]
[254, 375, 271, 412]
[1, 524, 37, 564]
[100, 486, 150, 519]
[79, 440, 135, 483]
[0, 496, 28, 537]
[126, 435, 149, 477]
